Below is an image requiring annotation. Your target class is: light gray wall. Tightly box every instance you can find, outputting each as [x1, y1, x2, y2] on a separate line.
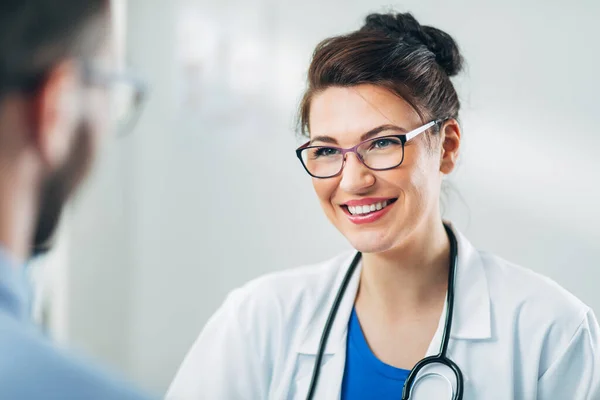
[63, 0, 600, 394]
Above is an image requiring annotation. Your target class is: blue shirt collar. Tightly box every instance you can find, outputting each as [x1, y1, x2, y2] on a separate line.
[0, 246, 32, 321]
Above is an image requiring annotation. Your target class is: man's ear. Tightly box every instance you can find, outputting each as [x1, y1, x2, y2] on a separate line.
[439, 119, 461, 175]
[32, 60, 81, 168]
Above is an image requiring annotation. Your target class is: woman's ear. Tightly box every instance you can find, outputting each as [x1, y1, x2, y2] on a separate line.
[439, 119, 461, 175]
[32, 59, 81, 168]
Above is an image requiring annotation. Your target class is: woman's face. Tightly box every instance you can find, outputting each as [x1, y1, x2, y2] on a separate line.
[308, 84, 459, 254]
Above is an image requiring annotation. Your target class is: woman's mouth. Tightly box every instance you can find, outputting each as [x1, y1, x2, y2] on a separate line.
[341, 198, 398, 224]
[347, 199, 394, 215]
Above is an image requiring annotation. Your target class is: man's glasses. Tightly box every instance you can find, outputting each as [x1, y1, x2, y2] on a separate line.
[296, 119, 444, 179]
[83, 62, 148, 136]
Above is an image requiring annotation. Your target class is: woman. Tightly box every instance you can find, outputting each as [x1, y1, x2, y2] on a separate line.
[166, 12, 600, 399]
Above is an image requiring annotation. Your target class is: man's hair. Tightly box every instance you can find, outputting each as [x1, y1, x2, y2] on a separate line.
[0, 0, 108, 96]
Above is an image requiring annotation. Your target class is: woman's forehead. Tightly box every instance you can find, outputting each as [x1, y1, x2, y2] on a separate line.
[309, 84, 421, 141]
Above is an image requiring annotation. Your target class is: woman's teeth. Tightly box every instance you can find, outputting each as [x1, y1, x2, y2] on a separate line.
[347, 200, 390, 216]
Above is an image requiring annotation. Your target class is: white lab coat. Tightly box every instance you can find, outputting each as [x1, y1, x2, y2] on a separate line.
[166, 227, 600, 399]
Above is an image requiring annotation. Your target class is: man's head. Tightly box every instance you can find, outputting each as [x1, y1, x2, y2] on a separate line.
[0, 0, 111, 257]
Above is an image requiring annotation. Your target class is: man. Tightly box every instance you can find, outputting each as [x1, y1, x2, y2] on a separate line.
[0, 0, 154, 398]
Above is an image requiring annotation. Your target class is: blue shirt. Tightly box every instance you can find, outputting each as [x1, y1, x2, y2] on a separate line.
[341, 308, 410, 399]
[0, 247, 155, 400]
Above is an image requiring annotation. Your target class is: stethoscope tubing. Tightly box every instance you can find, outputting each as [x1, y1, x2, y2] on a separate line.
[306, 224, 463, 400]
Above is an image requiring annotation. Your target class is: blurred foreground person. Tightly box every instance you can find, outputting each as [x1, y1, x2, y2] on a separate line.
[0, 1, 153, 398]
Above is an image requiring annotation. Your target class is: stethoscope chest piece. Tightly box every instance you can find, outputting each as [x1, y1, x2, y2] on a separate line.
[405, 368, 456, 399]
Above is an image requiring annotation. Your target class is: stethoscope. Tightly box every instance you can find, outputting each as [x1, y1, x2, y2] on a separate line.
[305, 224, 464, 400]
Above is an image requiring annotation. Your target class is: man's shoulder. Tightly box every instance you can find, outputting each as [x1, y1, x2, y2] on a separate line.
[0, 311, 153, 400]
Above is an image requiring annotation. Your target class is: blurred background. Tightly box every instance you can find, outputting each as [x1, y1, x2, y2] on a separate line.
[29, 0, 600, 395]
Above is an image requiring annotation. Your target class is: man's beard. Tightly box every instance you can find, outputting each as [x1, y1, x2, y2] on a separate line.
[31, 124, 94, 257]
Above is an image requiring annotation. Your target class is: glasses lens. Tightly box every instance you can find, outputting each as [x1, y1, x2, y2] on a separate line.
[357, 136, 404, 170]
[109, 81, 146, 136]
[301, 146, 343, 178]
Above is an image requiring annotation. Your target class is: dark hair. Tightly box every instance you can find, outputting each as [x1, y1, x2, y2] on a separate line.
[0, 0, 109, 96]
[298, 12, 463, 137]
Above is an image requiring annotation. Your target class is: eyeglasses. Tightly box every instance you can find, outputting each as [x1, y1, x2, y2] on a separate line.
[2, 61, 148, 137]
[83, 62, 148, 136]
[296, 119, 444, 179]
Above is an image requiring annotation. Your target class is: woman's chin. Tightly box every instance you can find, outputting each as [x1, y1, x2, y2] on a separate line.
[345, 233, 397, 255]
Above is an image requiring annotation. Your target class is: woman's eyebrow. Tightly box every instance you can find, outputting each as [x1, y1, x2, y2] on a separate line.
[309, 135, 338, 145]
[310, 124, 408, 145]
[359, 124, 407, 142]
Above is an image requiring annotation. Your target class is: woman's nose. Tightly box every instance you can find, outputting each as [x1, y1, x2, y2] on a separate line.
[338, 153, 375, 194]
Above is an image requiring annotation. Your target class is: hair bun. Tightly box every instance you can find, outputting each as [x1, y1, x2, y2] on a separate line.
[362, 12, 463, 77]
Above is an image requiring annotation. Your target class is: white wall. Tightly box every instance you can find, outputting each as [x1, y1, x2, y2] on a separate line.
[63, 0, 600, 394]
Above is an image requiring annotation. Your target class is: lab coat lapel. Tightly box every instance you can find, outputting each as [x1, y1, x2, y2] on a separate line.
[449, 225, 492, 341]
[418, 225, 492, 395]
[427, 225, 492, 351]
[293, 352, 348, 400]
[418, 298, 472, 396]
[294, 252, 362, 399]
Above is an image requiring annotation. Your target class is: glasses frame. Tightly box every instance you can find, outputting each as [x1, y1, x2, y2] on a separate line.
[0, 61, 148, 137]
[83, 62, 149, 137]
[296, 119, 446, 179]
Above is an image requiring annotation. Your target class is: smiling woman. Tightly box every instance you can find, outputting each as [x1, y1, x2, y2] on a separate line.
[166, 11, 600, 400]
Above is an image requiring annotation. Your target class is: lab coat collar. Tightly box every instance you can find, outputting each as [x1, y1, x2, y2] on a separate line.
[296, 223, 492, 356]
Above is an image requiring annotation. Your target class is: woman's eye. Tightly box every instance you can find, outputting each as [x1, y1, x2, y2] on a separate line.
[374, 139, 392, 148]
[372, 138, 400, 149]
[313, 147, 340, 158]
